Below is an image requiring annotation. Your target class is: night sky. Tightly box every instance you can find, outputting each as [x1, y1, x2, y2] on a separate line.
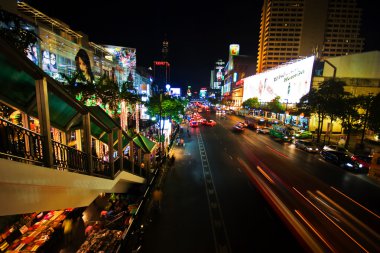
[23, 0, 378, 90]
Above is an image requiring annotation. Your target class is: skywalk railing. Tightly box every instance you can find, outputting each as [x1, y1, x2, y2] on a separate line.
[0, 117, 139, 179]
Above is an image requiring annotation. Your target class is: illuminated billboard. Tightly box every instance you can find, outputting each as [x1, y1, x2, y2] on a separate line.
[229, 44, 240, 56]
[200, 88, 207, 98]
[25, 44, 39, 66]
[42, 50, 58, 76]
[103, 45, 136, 82]
[243, 56, 315, 103]
[170, 88, 181, 96]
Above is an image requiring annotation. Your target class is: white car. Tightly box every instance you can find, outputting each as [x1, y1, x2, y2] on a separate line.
[257, 127, 270, 134]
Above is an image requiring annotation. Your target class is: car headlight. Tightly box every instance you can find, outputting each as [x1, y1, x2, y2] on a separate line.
[345, 163, 353, 167]
[307, 147, 312, 151]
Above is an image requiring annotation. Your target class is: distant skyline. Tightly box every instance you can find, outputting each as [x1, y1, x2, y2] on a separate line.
[22, 0, 379, 90]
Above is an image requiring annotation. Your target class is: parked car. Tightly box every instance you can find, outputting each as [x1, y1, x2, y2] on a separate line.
[295, 140, 319, 153]
[351, 154, 372, 172]
[257, 126, 270, 134]
[232, 124, 244, 132]
[320, 150, 367, 173]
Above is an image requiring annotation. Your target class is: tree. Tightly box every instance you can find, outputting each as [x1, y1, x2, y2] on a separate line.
[242, 97, 260, 110]
[336, 94, 361, 149]
[297, 88, 326, 143]
[145, 94, 185, 123]
[357, 94, 375, 145]
[145, 94, 185, 144]
[367, 93, 380, 135]
[318, 79, 347, 140]
[0, 9, 39, 52]
[266, 96, 285, 118]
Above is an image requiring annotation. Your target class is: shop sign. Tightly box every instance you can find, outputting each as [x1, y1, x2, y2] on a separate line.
[236, 79, 244, 86]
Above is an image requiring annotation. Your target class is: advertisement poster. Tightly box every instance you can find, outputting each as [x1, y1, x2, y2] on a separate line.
[104, 45, 136, 82]
[243, 56, 315, 103]
[42, 50, 58, 75]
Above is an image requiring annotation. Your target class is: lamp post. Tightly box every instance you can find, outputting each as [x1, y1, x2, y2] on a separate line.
[284, 98, 288, 111]
[284, 98, 289, 123]
[159, 92, 164, 155]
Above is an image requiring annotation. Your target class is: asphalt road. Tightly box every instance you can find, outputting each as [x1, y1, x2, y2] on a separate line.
[140, 112, 380, 253]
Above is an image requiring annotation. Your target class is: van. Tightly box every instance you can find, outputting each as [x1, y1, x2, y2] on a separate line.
[368, 152, 380, 181]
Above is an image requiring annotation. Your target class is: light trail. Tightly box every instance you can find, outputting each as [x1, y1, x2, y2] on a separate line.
[331, 186, 380, 219]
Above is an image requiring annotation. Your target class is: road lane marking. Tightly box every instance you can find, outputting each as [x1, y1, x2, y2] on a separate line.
[197, 131, 232, 253]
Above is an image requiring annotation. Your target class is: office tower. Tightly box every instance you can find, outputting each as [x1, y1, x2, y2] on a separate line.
[256, 0, 364, 73]
[153, 38, 170, 93]
[210, 59, 225, 89]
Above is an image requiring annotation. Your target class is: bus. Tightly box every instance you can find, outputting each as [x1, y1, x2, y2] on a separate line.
[245, 116, 283, 130]
[245, 115, 267, 129]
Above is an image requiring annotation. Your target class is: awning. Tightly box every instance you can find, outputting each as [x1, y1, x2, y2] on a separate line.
[132, 133, 157, 153]
[0, 38, 86, 132]
[87, 106, 132, 149]
[0, 39, 130, 150]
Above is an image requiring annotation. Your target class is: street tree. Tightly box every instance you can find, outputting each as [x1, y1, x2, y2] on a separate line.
[266, 96, 285, 119]
[145, 94, 186, 125]
[297, 88, 327, 143]
[367, 93, 380, 135]
[242, 97, 260, 110]
[318, 79, 347, 140]
[357, 94, 375, 145]
[336, 94, 361, 149]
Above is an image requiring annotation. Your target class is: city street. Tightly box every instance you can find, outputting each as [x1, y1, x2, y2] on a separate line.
[140, 112, 380, 253]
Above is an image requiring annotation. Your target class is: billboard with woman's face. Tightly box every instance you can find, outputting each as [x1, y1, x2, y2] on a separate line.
[25, 44, 39, 65]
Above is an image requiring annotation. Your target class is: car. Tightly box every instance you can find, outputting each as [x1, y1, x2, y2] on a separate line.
[257, 126, 270, 134]
[351, 154, 372, 172]
[189, 121, 198, 127]
[295, 140, 319, 153]
[293, 130, 313, 139]
[237, 121, 248, 127]
[204, 120, 217, 126]
[320, 150, 366, 172]
[232, 123, 245, 132]
[323, 144, 351, 154]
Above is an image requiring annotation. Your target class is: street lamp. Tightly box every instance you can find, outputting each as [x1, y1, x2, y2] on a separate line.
[284, 98, 289, 111]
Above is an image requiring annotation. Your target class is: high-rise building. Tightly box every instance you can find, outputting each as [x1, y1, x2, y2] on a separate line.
[153, 61, 170, 93]
[153, 38, 170, 93]
[256, 0, 364, 73]
[210, 59, 225, 89]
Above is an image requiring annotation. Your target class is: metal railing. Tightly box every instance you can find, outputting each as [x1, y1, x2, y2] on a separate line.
[0, 118, 44, 165]
[52, 141, 90, 174]
[0, 117, 123, 179]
